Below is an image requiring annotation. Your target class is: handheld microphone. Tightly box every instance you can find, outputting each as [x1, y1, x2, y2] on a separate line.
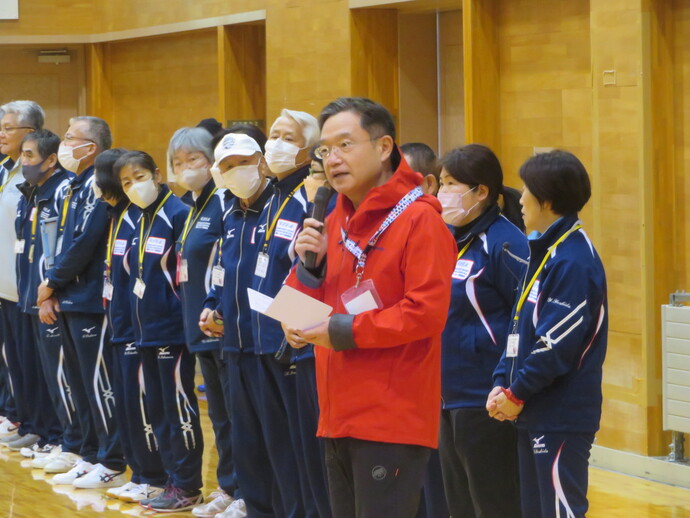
[304, 186, 333, 269]
[502, 242, 528, 265]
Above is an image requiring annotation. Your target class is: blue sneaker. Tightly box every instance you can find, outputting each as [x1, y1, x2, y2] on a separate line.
[143, 485, 203, 513]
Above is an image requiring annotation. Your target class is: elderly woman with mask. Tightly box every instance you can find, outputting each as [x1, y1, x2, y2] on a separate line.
[167, 127, 240, 518]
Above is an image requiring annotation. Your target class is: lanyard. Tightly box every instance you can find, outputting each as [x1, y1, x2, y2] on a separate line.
[0, 158, 17, 195]
[105, 204, 131, 280]
[58, 187, 73, 234]
[137, 192, 172, 279]
[342, 186, 423, 285]
[456, 237, 475, 260]
[512, 223, 583, 327]
[262, 181, 304, 250]
[179, 188, 217, 255]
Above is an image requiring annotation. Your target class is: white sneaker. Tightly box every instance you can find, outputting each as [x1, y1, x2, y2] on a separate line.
[215, 499, 247, 518]
[192, 490, 234, 518]
[21, 443, 46, 458]
[73, 463, 127, 489]
[52, 460, 95, 484]
[31, 445, 63, 468]
[0, 419, 19, 438]
[106, 481, 137, 499]
[118, 483, 164, 503]
[44, 451, 81, 473]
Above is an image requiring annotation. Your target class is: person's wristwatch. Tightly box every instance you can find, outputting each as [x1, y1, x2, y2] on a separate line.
[212, 310, 224, 326]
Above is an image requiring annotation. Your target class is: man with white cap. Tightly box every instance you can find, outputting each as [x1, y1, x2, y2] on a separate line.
[198, 132, 275, 518]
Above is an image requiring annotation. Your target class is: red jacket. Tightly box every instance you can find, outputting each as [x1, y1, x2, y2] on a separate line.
[287, 159, 457, 448]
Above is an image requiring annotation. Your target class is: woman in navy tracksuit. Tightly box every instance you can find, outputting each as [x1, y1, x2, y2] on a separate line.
[168, 127, 240, 517]
[437, 144, 526, 518]
[93, 149, 167, 502]
[488, 150, 608, 518]
[116, 150, 203, 513]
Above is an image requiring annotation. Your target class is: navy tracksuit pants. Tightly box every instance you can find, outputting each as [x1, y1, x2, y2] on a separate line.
[59, 311, 124, 471]
[139, 345, 203, 491]
[0, 299, 21, 427]
[112, 342, 167, 486]
[295, 357, 332, 518]
[256, 354, 305, 518]
[225, 351, 274, 518]
[517, 429, 594, 518]
[197, 349, 238, 497]
[32, 316, 83, 454]
[17, 313, 61, 446]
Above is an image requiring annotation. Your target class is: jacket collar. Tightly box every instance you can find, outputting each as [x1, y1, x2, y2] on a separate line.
[107, 198, 131, 219]
[18, 168, 70, 202]
[339, 148, 441, 235]
[271, 164, 309, 194]
[527, 213, 580, 258]
[181, 178, 216, 209]
[69, 164, 94, 189]
[229, 180, 274, 215]
[451, 204, 501, 245]
[143, 183, 171, 214]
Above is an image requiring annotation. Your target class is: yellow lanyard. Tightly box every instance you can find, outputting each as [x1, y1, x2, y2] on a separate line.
[58, 187, 73, 233]
[262, 181, 304, 249]
[179, 188, 217, 255]
[0, 158, 18, 195]
[27, 203, 39, 262]
[105, 203, 131, 279]
[512, 224, 583, 325]
[137, 192, 172, 279]
[456, 237, 475, 260]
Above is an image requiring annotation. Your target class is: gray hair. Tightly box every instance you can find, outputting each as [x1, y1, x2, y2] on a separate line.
[271, 109, 320, 148]
[69, 116, 112, 151]
[167, 127, 214, 167]
[0, 100, 45, 130]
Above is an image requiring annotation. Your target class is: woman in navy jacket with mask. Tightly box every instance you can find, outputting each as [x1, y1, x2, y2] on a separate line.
[437, 144, 526, 518]
[117, 151, 203, 513]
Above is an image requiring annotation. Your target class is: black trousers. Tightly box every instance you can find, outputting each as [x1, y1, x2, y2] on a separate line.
[325, 437, 431, 518]
[439, 407, 521, 518]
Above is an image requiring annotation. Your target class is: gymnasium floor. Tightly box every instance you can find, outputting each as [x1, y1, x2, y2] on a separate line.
[1, 391, 689, 517]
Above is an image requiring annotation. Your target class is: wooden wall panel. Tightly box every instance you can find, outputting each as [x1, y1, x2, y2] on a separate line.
[0, 0, 92, 36]
[439, 9, 464, 154]
[106, 30, 219, 179]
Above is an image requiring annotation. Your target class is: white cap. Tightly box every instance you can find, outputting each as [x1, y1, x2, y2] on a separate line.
[212, 133, 262, 169]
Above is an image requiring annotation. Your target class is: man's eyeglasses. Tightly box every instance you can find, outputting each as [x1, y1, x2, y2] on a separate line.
[314, 136, 381, 160]
[0, 126, 34, 134]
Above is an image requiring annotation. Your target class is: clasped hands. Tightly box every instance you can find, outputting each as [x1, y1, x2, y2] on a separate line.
[486, 386, 524, 422]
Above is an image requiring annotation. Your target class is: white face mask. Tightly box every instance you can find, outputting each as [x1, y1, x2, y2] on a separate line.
[264, 139, 303, 174]
[126, 178, 158, 209]
[213, 164, 262, 199]
[58, 142, 91, 173]
[438, 187, 478, 226]
[92, 180, 103, 200]
[177, 167, 210, 193]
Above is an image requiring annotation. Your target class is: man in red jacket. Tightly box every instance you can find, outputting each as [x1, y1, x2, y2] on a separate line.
[284, 97, 456, 518]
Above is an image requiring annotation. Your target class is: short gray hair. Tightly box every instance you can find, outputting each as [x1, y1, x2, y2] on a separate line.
[167, 127, 214, 167]
[0, 100, 45, 130]
[271, 109, 320, 148]
[69, 116, 112, 151]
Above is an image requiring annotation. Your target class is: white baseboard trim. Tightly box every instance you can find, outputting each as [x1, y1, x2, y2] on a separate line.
[590, 444, 690, 488]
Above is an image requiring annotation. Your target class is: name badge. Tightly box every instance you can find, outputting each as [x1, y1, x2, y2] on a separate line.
[341, 279, 383, 315]
[527, 280, 540, 304]
[255, 252, 269, 278]
[145, 236, 166, 255]
[14, 239, 25, 254]
[113, 239, 127, 256]
[133, 278, 146, 299]
[212, 265, 225, 287]
[103, 279, 114, 301]
[452, 259, 474, 281]
[178, 259, 189, 283]
[275, 219, 298, 241]
[506, 334, 519, 357]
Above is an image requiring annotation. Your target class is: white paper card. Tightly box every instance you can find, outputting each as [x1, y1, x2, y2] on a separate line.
[506, 334, 519, 357]
[248, 285, 332, 330]
[343, 290, 379, 315]
[247, 288, 274, 314]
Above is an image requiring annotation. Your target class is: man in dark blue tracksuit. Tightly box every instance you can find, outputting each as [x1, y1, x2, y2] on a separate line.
[95, 149, 168, 500]
[125, 159, 203, 510]
[178, 180, 240, 503]
[14, 130, 69, 451]
[203, 181, 275, 518]
[492, 215, 608, 518]
[38, 117, 124, 481]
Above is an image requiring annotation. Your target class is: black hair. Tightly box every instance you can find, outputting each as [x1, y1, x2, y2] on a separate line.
[21, 129, 60, 161]
[196, 118, 223, 138]
[213, 124, 268, 154]
[113, 150, 158, 178]
[401, 142, 439, 179]
[441, 144, 524, 230]
[318, 97, 396, 141]
[518, 150, 591, 215]
[310, 144, 323, 166]
[94, 148, 128, 201]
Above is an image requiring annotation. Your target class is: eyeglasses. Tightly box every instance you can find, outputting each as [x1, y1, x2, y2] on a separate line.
[0, 126, 34, 134]
[314, 136, 381, 160]
[62, 135, 96, 144]
[308, 168, 326, 177]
